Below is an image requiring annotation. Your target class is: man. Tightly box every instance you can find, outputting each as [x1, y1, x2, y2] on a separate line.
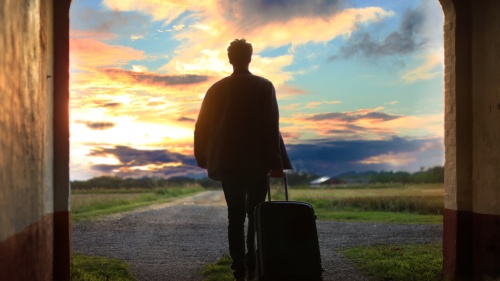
[194, 39, 292, 281]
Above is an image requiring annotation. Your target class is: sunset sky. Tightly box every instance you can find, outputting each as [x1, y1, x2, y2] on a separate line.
[69, 0, 445, 180]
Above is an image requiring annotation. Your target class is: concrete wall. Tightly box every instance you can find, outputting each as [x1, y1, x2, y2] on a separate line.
[0, 0, 56, 279]
[441, 0, 500, 279]
[472, 1, 500, 217]
[0, 0, 53, 251]
[471, 1, 500, 278]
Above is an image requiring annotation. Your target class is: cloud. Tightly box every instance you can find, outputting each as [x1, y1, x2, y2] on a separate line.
[306, 110, 401, 122]
[71, 3, 150, 35]
[280, 107, 442, 143]
[69, 28, 213, 129]
[77, 138, 443, 180]
[334, 0, 443, 61]
[329, 0, 444, 81]
[218, 0, 346, 28]
[401, 53, 443, 82]
[70, 36, 146, 69]
[70, 30, 116, 40]
[157, 4, 392, 87]
[279, 85, 310, 96]
[96, 102, 122, 108]
[96, 0, 393, 91]
[355, 137, 443, 166]
[84, 121, 116, 130]
[87, 146, 204, 178]
[88, 146, 196, 166]
[286, 137, 443, 175]
[102, 0, 201, 24]
[68, 0, 444, 181]
[177, 117, 195, 122]
[102, 68, 209, 87]
[337, 7, 426, 59]
[305, 101, 342, 108]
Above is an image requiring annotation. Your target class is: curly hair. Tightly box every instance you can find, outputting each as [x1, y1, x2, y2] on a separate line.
[227, 39, 253, 65]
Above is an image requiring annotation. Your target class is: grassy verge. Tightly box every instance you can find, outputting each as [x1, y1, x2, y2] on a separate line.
[202, 244, 444, 281]
[269, 184, 444, 224]
[71, 187, 204, 222]
[71, 253, 135, 281]
[316, 210, 442, 224]
[343, 244, 443, 281]
[199, 254, 234, 281]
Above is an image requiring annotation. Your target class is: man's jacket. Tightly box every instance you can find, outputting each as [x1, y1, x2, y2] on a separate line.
[194, 71, 292, 180]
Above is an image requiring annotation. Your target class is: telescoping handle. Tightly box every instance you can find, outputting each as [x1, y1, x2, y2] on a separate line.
[267, 173, 289, 202]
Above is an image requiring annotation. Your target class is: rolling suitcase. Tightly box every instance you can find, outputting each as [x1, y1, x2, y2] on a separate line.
[254, 174, 323, 281]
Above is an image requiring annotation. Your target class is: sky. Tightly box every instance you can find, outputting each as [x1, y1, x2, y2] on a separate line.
[69, 0, 445, 180]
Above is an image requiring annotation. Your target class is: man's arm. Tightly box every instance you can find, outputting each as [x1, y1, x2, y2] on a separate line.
[261, 81, 283, 171]
[194, 92, 211, 168]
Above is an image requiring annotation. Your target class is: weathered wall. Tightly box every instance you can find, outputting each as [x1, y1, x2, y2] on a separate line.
[441, 0, 500, 279]
[472, 0, 500, 217]
[0, 0, 54, 280]
[471, 0, 500, 278]
[441, 0, 474, 279]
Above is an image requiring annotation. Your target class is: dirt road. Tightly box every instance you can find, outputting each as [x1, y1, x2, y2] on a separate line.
[72, 190, 442, 281]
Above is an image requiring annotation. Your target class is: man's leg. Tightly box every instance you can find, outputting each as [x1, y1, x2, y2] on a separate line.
[245, 173, 269, 278]
[222, 178, 247, 279]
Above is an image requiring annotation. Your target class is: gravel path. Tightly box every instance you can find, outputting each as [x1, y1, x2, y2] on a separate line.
[72, 190, 443, 281]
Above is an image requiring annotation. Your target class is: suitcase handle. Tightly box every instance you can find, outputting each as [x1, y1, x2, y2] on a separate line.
[267, 173, 289, 202]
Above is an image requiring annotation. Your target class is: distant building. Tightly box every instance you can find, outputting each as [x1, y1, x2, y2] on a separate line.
[310, 176, 347, 187]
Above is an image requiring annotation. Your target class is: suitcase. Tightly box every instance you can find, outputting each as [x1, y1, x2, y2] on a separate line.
[254, 174, 323, 281]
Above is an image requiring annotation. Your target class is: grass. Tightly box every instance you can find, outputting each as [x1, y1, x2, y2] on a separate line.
[343, 244, 443, 281]
[71, 253, 135, 281]
[269, 183, 444, 224]
[199, 254, 234, 281]
[202, 244, 444, 281]
[316, 210, 442, 224]
[71, 187, 204, 222]
[71, 184, 445, 280]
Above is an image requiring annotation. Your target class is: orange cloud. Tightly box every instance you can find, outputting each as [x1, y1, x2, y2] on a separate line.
[355, 137, 442, 166]
[280, 107, 443, 143]
[102, 0, 201, 23]
[402, 51, 444, 83]
[70, 37, 146, 70]
[356, 151, 416, 166]
[154, 5, 393, 88]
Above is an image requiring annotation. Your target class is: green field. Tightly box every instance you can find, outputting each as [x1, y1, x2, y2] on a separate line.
[270, 183, 444, 223]
[71, 183, 444, 223]
[71, 186, 204, 222]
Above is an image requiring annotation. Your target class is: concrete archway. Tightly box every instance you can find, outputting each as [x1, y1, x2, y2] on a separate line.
[439, 0, 500, 279]
[1, 0, 499, 280]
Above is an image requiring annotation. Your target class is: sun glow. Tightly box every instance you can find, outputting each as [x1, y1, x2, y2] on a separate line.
[69, 0, 445, 180]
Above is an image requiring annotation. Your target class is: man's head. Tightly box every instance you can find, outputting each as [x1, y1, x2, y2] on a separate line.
[227, 39, 253, 66]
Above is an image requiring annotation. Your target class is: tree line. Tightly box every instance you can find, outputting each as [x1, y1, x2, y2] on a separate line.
[71, 176, 197, 189]
[337, 166, 444, 184]
[71, 166, 444, 189]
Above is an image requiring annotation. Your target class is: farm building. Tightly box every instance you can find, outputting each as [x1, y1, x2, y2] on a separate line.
[310, 176, 347, 187]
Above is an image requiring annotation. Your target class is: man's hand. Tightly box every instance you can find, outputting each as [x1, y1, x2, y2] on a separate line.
[270, 169, 284, 178]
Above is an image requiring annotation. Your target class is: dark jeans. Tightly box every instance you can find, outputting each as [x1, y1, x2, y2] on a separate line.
[221, 171, 268, 279]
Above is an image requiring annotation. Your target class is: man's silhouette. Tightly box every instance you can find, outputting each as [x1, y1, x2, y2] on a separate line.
[194, 39, 292, 281]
